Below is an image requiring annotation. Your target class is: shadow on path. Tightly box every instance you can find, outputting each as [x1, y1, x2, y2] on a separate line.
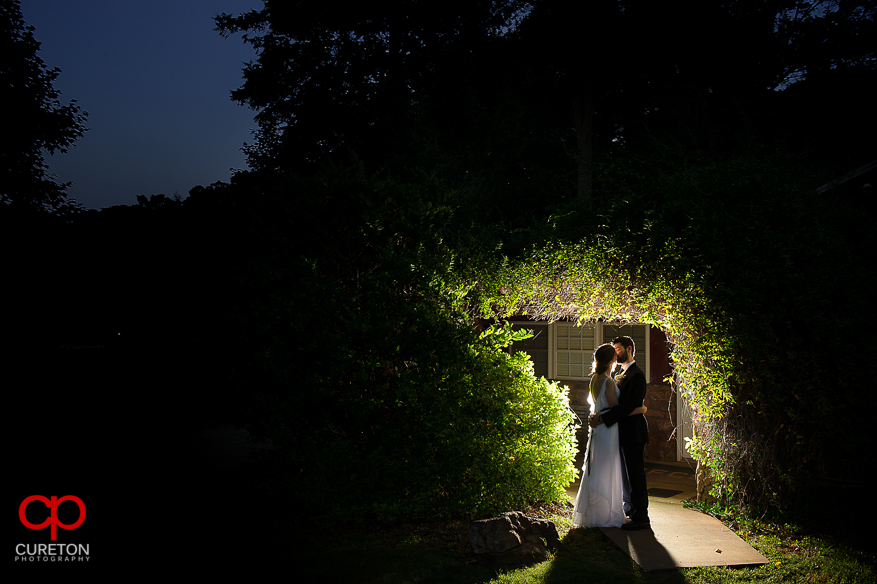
[543, 526, 686, 583]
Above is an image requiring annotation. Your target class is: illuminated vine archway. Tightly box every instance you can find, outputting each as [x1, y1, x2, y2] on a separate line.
[460, 155, 852, 515]
[466, 244, 739, 503]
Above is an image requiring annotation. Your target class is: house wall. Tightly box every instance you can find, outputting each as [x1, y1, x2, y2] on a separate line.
[643, 327, 677, 462]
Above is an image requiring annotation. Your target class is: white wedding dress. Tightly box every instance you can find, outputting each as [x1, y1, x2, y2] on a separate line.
[572, 376, 624, 528]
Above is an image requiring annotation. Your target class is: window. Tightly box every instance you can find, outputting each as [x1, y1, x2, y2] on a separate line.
[556, 323, 595, 378]
[510, 321, 649, 382]
[510, 323, 550, 378]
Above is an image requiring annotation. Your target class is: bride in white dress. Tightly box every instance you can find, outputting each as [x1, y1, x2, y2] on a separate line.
[573, 344, 647, 528]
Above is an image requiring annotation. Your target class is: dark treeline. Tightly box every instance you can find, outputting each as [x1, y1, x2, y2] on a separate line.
[4, 0, 876, 521]
[9, 0, 871, 350]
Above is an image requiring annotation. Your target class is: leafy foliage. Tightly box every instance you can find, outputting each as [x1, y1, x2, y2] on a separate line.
[214, 0, 529, 173]
[472, 147, 875, 515]
[210, 0, 876, 514]
[1, 0, 87, 212]
[211, 166, 577, 520]
[14, 0, 873, 525]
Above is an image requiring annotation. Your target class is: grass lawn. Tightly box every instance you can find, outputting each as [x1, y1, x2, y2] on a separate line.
[269, 500, 875, 584]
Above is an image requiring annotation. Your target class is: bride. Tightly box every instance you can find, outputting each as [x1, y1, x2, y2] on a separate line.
[572, 343, 647, 528]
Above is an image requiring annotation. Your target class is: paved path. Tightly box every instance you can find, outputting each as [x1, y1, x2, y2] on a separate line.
[601, 499, 768, 570]
[566, 461, 768, 571]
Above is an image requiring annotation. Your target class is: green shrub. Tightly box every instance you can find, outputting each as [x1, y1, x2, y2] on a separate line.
[218, 166, 577, 521]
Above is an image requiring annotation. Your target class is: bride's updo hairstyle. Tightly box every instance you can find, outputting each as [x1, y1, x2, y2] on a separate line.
[591, 343, 616, 375]
[588, 343, 616, 402]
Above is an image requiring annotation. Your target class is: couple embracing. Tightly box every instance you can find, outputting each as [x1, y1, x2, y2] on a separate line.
[572, 336, 651, 531]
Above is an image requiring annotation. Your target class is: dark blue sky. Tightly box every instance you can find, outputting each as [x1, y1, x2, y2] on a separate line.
[20, 0, 260, 209]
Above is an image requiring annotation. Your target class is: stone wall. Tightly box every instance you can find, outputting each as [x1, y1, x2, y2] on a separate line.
[644, 327, 677, 462]
[643, 380, 677, 462]
[565, 379, 591, 421]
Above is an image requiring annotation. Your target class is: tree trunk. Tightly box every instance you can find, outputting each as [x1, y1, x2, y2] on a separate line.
[572, 77, 593, 202]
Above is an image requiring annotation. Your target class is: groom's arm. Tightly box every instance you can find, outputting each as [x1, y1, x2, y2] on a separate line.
[600, 372, 646, 428]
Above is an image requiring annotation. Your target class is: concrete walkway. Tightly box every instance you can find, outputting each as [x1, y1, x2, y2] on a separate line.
[566, 461, 768, 571]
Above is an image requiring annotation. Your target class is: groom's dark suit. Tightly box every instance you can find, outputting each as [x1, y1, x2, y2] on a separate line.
[600, 362, 650, 523]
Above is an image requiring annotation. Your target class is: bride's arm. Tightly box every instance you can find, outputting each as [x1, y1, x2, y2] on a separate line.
[629, 404, 647, 416]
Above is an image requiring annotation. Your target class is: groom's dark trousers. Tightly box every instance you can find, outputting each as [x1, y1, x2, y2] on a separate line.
[620, 442, 649, 521]
[601, 362, 650, 523]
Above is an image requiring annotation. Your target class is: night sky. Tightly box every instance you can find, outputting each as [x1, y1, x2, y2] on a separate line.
[20, 0, 260, 209]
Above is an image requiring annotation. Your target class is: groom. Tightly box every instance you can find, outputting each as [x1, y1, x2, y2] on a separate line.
[589, 335, 651, 530]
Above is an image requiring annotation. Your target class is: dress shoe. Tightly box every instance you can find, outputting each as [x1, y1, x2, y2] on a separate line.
[621, 519, 651, 531]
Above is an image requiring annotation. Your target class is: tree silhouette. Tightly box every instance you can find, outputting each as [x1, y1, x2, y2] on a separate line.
[215, 0, 528, 173]
[216, 1, 875, 206]
[0, 0, 87, 213]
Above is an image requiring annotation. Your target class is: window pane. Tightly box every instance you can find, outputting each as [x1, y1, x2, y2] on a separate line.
[535, 334, 548, 350]
[555, 323, 595, 379]
[511, 323, 550, 379]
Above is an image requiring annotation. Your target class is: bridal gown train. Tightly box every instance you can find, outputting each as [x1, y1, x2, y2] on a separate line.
[572, 376, 624, 528]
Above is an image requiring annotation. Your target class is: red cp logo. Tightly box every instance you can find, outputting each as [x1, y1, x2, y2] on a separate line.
[19, 496, 86, 541]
